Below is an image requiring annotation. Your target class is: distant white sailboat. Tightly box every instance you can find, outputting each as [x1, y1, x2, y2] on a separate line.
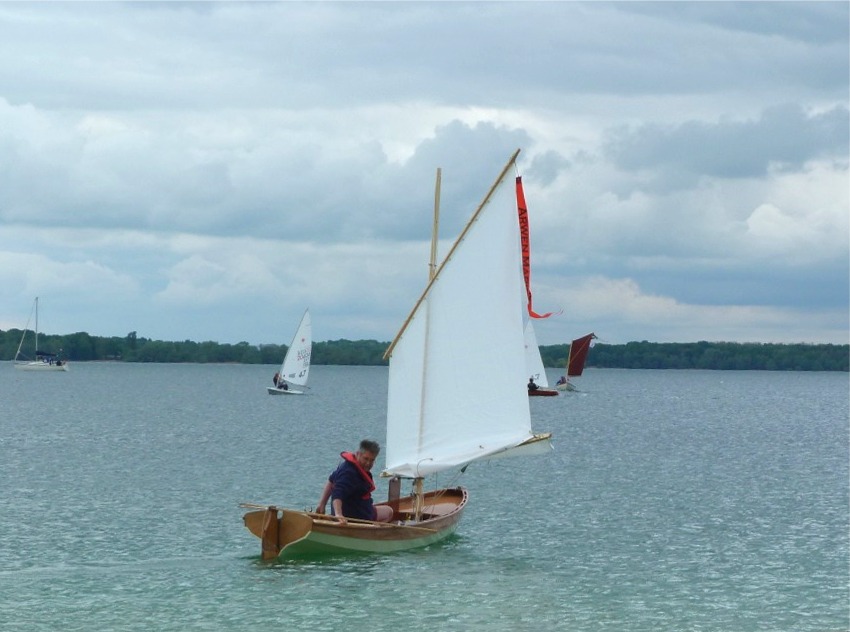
[268, 309, 312, 395]
[14, 297, 68, 372]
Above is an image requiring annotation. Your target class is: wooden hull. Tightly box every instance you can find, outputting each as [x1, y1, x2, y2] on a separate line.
[14, 362, 68, 372]
[243, 487, 467, 559]
[528, 388, 558, 397]
[267, 386, 304, 395]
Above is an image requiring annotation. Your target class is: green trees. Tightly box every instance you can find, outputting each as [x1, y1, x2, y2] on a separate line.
[542, 341, 849, 372]
[312, 339, 389, 365]
[0, 328, 846, 370]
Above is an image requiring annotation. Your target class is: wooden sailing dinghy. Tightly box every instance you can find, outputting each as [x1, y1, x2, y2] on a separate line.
[242, 149, 551, 559]
[242, 488, 467, 557]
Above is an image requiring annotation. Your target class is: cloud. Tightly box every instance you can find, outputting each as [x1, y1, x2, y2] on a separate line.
[618, 2, 849, 45]
[603, 104, 849, 187]
[0, 2, 846, 346]
[0, 247, 140, 332]
[534, 275, 848, 345]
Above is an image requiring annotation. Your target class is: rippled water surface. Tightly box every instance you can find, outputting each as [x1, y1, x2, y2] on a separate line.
[1, 364, 847, 631]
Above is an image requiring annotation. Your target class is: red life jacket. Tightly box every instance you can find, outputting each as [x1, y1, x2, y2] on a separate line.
[340, 451, 375, 499]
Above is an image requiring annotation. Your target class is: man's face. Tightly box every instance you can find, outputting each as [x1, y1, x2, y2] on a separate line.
[357, 450, 377, 471]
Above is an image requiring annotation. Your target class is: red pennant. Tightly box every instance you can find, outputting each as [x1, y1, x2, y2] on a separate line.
[516, 176, 556, 319]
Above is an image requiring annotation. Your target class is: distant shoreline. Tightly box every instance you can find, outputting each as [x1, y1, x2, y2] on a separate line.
[2, 331, 847, 371]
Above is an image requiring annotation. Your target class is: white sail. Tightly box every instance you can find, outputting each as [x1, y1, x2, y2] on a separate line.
[279, 309, 312, 387]
[523, 320, 549, 388]
[384, 156, 547, 479]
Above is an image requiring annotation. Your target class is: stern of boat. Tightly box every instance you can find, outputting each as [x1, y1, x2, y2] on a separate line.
[243, 506, 314, 560]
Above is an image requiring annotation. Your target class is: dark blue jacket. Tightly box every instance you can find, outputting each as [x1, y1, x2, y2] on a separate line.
[329, 453, 376, 520]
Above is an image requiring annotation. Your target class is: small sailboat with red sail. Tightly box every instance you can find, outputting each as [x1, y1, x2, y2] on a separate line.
[556, 333, 597, 391]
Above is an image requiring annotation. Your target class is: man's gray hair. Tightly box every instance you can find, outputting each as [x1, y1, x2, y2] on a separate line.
[359, 439, 380, 455]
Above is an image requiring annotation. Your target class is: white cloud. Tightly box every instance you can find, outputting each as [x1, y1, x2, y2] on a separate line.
[534, 275, 847, 345]
[0, 2, 846, 346]
[742, 160, 849, 261]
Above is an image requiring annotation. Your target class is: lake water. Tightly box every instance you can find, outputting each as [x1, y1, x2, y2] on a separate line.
[1, 363, 847, 631]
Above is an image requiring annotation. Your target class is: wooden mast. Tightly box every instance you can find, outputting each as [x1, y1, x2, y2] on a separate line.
[413, 167, 442, 521]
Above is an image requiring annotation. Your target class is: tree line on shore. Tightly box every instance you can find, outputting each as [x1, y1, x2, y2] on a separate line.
[1, 329, 847, 371]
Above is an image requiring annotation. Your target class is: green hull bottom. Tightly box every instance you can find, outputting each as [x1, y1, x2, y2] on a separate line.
[282, 523, 460, 557]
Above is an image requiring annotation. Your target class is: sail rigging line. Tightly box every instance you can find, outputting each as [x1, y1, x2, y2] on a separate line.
[34, 296, 39, 355]
[15, 297, 42, 362]
[14, 300, 36, 361]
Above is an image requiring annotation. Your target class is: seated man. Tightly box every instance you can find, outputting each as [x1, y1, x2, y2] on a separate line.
[316, 439, 393, 524]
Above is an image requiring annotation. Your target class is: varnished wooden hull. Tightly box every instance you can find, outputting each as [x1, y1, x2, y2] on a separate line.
[528, 388, 558, 397]
[243, 487, 467, 559]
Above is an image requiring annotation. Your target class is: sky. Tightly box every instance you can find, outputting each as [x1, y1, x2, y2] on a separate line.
[0, 1, 847, 347]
